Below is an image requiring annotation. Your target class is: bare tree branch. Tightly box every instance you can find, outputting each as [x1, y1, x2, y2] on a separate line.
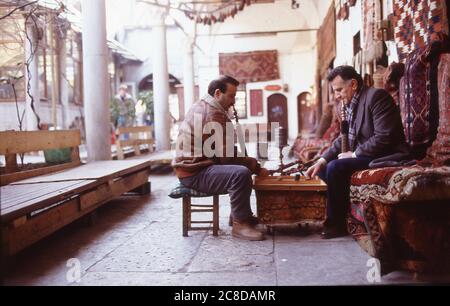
[0, 0, 38, 21]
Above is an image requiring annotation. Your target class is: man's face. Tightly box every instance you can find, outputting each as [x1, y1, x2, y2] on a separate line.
[331, 76, 358, 105]
[119, 88, 127, 97]
[215, 83, 237, 110]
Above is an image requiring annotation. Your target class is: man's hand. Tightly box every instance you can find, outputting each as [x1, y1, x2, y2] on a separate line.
[258, 168, 270, 177]
[247, 157, 258, 171]
[305, 158, 326, 179]
[338, 151, 355, 159]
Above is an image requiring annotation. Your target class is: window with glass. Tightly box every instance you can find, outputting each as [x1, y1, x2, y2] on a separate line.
[234, 85, 247, 119]
[65, 31, 83, 105]
[37, 26, 53, 101]
[0, 11, 25, 101]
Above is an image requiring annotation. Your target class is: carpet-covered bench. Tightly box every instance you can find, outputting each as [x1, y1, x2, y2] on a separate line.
[347, 50, 450, 274]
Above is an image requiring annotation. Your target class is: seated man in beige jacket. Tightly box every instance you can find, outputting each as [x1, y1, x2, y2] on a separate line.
[172, 75, 269, 241]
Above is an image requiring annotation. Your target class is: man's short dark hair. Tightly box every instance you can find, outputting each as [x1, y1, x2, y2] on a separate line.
[327, 66, 363, 89]
[208, 75, 240, 96]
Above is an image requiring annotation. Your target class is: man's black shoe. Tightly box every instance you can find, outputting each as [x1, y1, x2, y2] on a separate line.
[320, 224, 348, 239]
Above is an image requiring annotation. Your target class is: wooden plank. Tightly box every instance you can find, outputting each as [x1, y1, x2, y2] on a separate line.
[117, 139, 153, 147]
[127, 150, 174, 165]
[0, 180, 98, 222]
[253, 184, 327, 191]
[116, 141, 125, 160]
[253, 176, 327, 191]
[110, 169, 149, 197]
[0, 130, 81, 154]
[9, 159, 152, 184]
[112, 146, 150, 160]
[71, 146, 80, 163]
[115, 126, 154, 159]
[0, 160, 81, 186]
[1, 174, 153, 256]
[1, 180, 92, 212]
[5, 153, 18, 174]
[12, 216, 27, 228]
[1, 181, 76, 208]
[75, 170, 149, 212]
[117, 126, 152, 134]
[1, 198, 81, 256]
[1, 169, 150, 256]
[80, 182, 113, 211]
[147, 150, 174, 163]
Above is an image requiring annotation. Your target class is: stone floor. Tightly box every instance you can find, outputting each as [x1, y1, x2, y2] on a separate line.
[3, 166, 450, 286]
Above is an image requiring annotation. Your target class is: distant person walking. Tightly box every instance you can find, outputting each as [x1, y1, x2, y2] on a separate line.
[112, 84, 136, 128]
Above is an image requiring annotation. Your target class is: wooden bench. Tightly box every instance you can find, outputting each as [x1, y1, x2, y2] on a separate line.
[114, 125, 174, 166]
[0, 130, 152, 258]
[0, 130, 82, 185]
[115, 126, 154, 160]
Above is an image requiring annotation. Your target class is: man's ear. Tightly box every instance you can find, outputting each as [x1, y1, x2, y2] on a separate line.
[351, 79, 358, 91]
[214, 89, 222, 98]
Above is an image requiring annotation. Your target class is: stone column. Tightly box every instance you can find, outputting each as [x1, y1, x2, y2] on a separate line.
[24, 21, 40, 131]
[81, 0, 111, 160]
[183, 36, 195, 115]
[151, 7, 171, 150]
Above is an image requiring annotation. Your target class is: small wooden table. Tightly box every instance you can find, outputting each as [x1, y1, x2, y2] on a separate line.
[253, 176, 327, 232]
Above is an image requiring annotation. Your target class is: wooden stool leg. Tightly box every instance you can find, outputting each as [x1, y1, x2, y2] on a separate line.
[212, 195, 219, 236]
[187, 197, 192, 228]
[182, 197, 190, 237]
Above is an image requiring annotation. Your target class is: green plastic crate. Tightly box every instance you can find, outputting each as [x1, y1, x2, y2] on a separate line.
[43, 148, 72, 164]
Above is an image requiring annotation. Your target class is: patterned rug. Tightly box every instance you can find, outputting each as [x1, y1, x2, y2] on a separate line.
[393, 0, 448, 61]
[399, 44, 440, 159]
[348, 165, 450, 273]
[420, 53, 450, 167]
[219, 50, 279, 83]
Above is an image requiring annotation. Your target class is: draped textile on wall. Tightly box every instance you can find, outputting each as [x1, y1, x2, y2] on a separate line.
[317, 1, 336, 115]
[362, 0, 383, 63]
[218, 50, 279, 84]
[317, 2, 337, 77]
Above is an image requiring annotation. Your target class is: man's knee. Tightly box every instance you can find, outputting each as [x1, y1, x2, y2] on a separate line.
[326, 159, 347, 177]
[232, 165, 252, 183]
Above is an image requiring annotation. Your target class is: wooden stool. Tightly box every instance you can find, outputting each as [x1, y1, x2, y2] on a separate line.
[169, 183, 223, 237]
[182, 194, 219, 237]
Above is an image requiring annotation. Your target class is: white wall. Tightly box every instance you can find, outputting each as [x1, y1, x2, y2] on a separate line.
[193, 1, 321, 139]
[334, 0, 362, 66]
[120, 26, 185, 87]
[0, 102, 27, 131]
[235, 50, 316, 139]
[108, 0, 331, 139]
[0, 101, 84, 131]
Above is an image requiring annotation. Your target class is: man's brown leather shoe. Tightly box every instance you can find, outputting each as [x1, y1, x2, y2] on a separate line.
[229, 214, 259, 226]
[232, 220, 265, 241]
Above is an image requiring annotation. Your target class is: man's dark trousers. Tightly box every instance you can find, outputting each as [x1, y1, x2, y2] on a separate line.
[179, 165, 253, 222]
[318, 157, 372, 226]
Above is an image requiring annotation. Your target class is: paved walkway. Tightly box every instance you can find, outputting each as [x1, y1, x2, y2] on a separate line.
[3, 166, 449, 286]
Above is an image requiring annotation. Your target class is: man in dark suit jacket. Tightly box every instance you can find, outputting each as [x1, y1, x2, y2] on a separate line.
[306, 65, 410, 239]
